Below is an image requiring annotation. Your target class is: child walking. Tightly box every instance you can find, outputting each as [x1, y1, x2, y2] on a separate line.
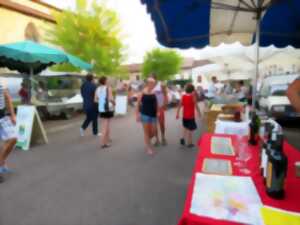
[176, 83, 201, 148]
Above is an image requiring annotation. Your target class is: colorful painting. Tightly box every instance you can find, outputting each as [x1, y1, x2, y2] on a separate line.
[211, 136, 235, 156]
[202, 158, 232, 175]
[190, 173, 263, 225]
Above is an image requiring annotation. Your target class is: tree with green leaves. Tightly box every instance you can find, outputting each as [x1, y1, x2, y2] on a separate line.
[142, 48, 183, 81]
[46, 0, 126, 77]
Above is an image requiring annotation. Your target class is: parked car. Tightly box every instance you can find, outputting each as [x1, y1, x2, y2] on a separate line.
[258, 74, 300, 120]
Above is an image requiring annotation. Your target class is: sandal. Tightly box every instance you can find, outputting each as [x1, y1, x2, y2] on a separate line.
[153, 141, 160, 147]
[145, 147, 154, 155]
[162, 138, 168, 146]
[180, 138, 185, 146]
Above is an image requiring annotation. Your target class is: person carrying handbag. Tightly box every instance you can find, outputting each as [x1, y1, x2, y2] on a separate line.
[95, 76, 115, 149]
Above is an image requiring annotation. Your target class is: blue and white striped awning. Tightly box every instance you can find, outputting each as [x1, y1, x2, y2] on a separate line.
[141, 0, 300, 49]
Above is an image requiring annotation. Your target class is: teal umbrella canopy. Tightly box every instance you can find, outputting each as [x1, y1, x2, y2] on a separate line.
[66, 54, 92, 72]
[0, 41, 92, 74]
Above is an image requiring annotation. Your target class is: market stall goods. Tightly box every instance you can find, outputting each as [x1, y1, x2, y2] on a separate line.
[177, 134, 300, 225]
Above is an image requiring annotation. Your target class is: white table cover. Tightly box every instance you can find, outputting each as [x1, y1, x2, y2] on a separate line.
[215, 119, 250, 136]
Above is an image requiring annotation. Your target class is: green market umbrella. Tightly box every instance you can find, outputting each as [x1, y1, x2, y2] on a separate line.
[0, 41, 92, 102]
[0, 40, 92, 74]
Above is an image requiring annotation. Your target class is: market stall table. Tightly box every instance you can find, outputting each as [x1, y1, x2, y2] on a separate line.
[178, 133, 300, 225]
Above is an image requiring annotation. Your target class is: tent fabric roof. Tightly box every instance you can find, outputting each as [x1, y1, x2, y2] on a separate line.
[141, 0, 300, 49]
[0, 41, 92, 74]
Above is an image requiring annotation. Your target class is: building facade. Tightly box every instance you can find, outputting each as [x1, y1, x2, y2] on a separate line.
[0, 0, 60, 44]
[124, 58, 211, 82]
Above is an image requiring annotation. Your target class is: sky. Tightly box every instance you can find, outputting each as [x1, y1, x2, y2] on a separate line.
[44, 0, 160, 64]
[43, 0, 251, 68]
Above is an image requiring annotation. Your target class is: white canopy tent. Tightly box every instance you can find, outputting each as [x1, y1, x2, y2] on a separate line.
[204, 45, 299, 69]
[191, 43, 300, 84]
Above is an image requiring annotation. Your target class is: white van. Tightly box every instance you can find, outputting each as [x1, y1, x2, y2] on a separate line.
[258, 74, 300, 120]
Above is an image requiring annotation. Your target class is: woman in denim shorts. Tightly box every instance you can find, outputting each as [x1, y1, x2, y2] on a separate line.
[136, 77, 159, 155]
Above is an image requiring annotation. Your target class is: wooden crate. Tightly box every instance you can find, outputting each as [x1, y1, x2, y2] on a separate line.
[206, 105, 223, 133]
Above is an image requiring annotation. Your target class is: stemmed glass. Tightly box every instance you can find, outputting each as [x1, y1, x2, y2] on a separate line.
[234, 134, 251, 175]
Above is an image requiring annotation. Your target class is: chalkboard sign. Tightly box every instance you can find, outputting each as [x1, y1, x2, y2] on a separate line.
[16, 105, 48, 151]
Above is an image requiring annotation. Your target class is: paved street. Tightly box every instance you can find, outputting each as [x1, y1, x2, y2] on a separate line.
[0, 109, 204, 225]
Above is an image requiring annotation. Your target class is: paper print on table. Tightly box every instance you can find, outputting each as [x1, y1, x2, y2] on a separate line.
[190, 173, 263, 225]
[211, 136, 235, 156]
[202, 158, 232, 175]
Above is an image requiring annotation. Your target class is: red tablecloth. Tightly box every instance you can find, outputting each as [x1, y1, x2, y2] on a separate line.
[178, 133, 300, 225]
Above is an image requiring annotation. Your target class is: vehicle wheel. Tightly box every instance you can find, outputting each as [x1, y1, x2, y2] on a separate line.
[37, 107, 51, 121]
[61, 111, 72, 120]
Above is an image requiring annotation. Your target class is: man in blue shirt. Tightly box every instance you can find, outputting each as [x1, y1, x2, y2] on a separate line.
[80, 74, 99, 136]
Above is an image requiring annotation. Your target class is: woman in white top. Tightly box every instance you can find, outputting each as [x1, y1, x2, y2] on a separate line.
[95, 76, 115, 149]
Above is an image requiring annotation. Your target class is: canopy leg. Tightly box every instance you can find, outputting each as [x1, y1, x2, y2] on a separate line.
[252, 12, 261, 110]
[251, 0, 263, 111]
[28, 67, 33, 104]
[248, 2, 263, 146]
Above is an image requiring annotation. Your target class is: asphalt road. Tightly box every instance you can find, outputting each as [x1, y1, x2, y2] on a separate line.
[0, 109, 204, 225]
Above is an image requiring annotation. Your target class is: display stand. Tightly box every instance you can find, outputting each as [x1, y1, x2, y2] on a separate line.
[16, 105, 48, 151]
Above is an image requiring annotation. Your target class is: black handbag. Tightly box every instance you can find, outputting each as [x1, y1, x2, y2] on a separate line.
[104, 86, 109, 112]
[0, 109, 5, 119]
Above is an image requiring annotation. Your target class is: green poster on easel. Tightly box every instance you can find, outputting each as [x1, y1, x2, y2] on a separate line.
[16, 105, 48, 151]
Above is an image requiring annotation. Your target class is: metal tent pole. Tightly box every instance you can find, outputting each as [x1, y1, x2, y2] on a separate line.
[252, 18, 260, 110]
[29, 67, 33, 104]
[252, 1, 262, 111]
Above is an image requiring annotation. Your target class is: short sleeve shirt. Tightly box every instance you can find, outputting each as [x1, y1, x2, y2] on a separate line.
[206, 83, 217, 98]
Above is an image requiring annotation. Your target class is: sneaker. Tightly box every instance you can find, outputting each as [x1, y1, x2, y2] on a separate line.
[80, 128, 85, 137]
[180, 138, 185, 146]
[1, 166, 11, 173]
[0, 166, 7, 173]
